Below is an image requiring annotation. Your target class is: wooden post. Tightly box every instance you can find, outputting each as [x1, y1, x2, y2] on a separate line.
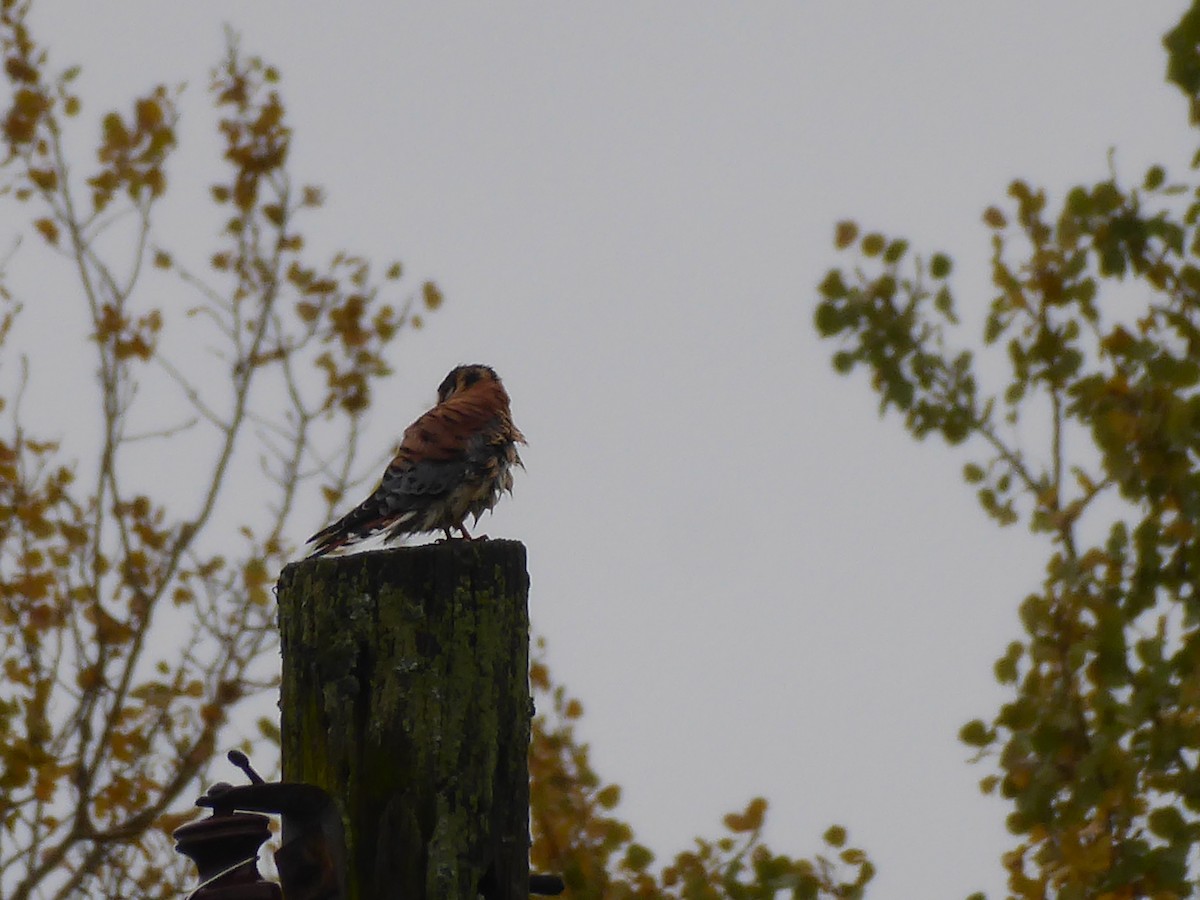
[276, 539, 531, 900]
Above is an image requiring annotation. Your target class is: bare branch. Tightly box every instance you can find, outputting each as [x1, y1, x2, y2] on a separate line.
[154, 355, 226, 429]
[120, 416, 200, 443]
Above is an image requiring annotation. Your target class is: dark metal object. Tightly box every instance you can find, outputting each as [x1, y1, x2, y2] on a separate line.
[199, 780, 345, 900]
[479, 869, 565, 898]
[529, 873, 566, 895]
[176, 751, 562, 899]
[228, 749, 266, 784]
[175, 753, 345, 900]
[173, 782, 281, 899]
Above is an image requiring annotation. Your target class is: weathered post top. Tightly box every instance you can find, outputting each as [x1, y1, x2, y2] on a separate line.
[277, 539, 530, 900]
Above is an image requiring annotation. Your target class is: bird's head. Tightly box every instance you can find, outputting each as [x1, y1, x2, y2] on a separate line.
[436, 364, 501, 403]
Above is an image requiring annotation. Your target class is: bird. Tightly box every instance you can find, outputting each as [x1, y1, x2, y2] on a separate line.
[305, 364, 525, 557]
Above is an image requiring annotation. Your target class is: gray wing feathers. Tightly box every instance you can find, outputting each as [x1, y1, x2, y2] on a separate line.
[384, 458, 471, 498]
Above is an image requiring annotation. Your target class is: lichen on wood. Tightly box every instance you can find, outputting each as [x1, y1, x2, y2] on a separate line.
[277, 539, 531, 900]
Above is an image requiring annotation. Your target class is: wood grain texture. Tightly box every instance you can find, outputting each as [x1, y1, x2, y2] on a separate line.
[277, 539, 530, 900]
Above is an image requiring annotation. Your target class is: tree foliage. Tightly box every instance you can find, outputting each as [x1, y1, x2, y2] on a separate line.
[815, 4, 1200, 896]
[0, 2, 873, 898]
[0, 0, 439, 895]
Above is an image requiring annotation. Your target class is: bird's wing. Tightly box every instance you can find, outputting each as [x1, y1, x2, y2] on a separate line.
[393, 390, 509, 462]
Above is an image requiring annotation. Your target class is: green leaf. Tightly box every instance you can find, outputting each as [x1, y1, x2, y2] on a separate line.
[422, 280, 443, 310]
[933, 286, 956, 321]
[622, 843, 654, 871]
[1006, 811, 1031, 834]
[814, 303, 841, 338]
[1165, 4, 1200, 103]
[883, 239, 908, 264]
[817, 269, 848, 302]
[596, 784, 621, 809]
[993, 642, 1022, 684]
[959, 719, 994, 747]
[861, 233, 886, 256]
[983, 206, 1006, 229]
[1148, 806, 1186, 840]
[823, 825, 847, 848]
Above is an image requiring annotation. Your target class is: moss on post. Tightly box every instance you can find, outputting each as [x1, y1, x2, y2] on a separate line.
[277, 539, 531, 900]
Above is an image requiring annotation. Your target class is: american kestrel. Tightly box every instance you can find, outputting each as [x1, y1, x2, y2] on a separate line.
[306, 364, 525, 557]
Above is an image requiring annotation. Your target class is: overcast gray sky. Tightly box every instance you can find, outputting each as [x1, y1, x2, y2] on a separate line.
[12, 3, 1197, 896]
